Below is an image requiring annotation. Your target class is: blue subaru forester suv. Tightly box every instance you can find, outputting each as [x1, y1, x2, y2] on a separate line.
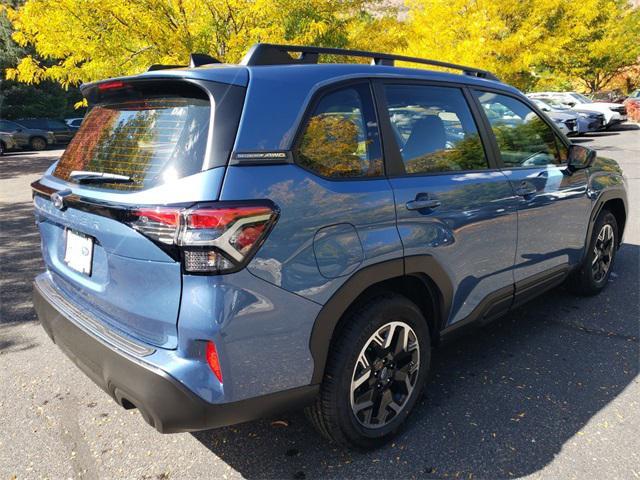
[32, 44, 628, 449]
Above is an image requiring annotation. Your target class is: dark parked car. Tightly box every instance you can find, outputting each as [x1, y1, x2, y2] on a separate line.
[0, 119, 56, 151]
[17, 118, 76, 144]
[32, 44, 628, 450]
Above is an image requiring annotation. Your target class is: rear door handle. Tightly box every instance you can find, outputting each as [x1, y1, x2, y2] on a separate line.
[514, 181, 537, 197]
[406, 198, 442, 211]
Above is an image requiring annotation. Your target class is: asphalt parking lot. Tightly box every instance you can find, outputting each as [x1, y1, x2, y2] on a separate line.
[1, 126, 638, 480]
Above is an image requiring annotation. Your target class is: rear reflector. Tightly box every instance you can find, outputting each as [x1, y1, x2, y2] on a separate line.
[206, 341, 223, 383]
[127, 202, 278, 274]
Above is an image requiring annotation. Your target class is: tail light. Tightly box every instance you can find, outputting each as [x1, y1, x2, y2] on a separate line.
[127, 202, 278, 274]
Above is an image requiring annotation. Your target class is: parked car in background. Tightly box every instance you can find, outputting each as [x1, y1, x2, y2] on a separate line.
[17, 118, 76, 144]
[625, 89, 640, 103]
[528, 98, 578, 135]
[65, 117, 84, 131]
[591, 90, 627, 104]
[31, 44, 628, 450]
[526, 96, 605, 134]
[0, 131, 18, 155]
[528, 92, 626, 128]
[0, 119, 56, 151]
[623, 89, 640, 122]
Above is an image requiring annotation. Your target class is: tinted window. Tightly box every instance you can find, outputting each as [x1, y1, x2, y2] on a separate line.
[0, 120, 21, 131]
[296, 83, 383, 178]
[54, 93, 211, 190]
[52, 79, 245, 192]
[384, 85, 488, 174]
[474, 91, 564, 167]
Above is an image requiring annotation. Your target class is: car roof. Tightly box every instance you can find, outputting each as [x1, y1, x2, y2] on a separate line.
[87, 61, 516, 94]
[83, 61, 523, 153]
[131, 62, 514, 90]
[235, 64, 519, 152]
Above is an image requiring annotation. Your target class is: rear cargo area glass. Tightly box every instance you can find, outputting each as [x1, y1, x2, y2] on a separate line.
[54, 92, 210, 190]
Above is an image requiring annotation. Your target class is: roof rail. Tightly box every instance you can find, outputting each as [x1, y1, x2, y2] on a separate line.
[239, 43, 499, 82]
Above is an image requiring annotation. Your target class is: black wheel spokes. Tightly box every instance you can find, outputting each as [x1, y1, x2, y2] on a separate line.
[352, 387, 377, 424]
[350, 321, 420, 429]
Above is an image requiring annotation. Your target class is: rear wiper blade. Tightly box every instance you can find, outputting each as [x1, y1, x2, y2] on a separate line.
[69, 170, 133, 184]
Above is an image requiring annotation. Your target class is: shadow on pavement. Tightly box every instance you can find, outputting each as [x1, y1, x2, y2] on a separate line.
[0, 149, 62, 180]
[0, 201, 43, 324]
[193, 244, 639, 479]
[610, 123, 639, 131]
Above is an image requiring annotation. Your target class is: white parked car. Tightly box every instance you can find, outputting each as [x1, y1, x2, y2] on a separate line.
[65, 117, 84, 130]
[528, 92, 626, 128]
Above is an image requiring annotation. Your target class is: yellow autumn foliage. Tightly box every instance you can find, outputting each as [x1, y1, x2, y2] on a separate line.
[5, 0, 401, 86]
[5, 0, 640, 92]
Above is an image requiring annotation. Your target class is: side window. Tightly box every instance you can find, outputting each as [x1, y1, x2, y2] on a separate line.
[384, 84, 488, 174]
[296, 83, 383, 178]
[474, 91, 565, 167]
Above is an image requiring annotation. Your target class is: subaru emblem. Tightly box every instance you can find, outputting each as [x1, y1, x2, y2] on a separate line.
[51, 190, 71, 211]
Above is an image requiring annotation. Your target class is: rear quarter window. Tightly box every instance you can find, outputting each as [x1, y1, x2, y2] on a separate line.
[295, 83, 383, 178]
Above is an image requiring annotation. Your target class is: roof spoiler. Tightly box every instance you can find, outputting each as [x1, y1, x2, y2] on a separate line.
[147, 53, 221, 72]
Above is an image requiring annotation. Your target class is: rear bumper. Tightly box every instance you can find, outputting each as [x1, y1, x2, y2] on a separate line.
[33, 276, 318, 433]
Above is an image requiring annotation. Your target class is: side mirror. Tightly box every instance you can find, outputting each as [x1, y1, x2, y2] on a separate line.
[567, 144, 596, 171]
[566, 102, 576, 107]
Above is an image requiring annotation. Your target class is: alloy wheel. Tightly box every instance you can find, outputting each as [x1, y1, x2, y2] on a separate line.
[592, 223, 614, 283]
[31, 137, 46, 150]
[350, 321, 420, 429]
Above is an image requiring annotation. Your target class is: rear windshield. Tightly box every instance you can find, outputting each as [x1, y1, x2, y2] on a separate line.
[53, 80, 244, 191]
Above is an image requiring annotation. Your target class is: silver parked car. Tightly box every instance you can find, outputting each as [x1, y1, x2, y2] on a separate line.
[528, 92, 625, 128]
[527, 96, 605, 134]
[530, 98, 578, 136]
[0, 119, 56, 151]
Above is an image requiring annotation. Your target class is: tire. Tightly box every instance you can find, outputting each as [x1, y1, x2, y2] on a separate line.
[0, 141, 5, 156]
[306, 293, 431, 450]
[29, 136, 47, 151]
[567, 209, 618, 296]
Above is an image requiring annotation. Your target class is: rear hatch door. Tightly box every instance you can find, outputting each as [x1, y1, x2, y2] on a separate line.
[33, 76, 246, 349]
